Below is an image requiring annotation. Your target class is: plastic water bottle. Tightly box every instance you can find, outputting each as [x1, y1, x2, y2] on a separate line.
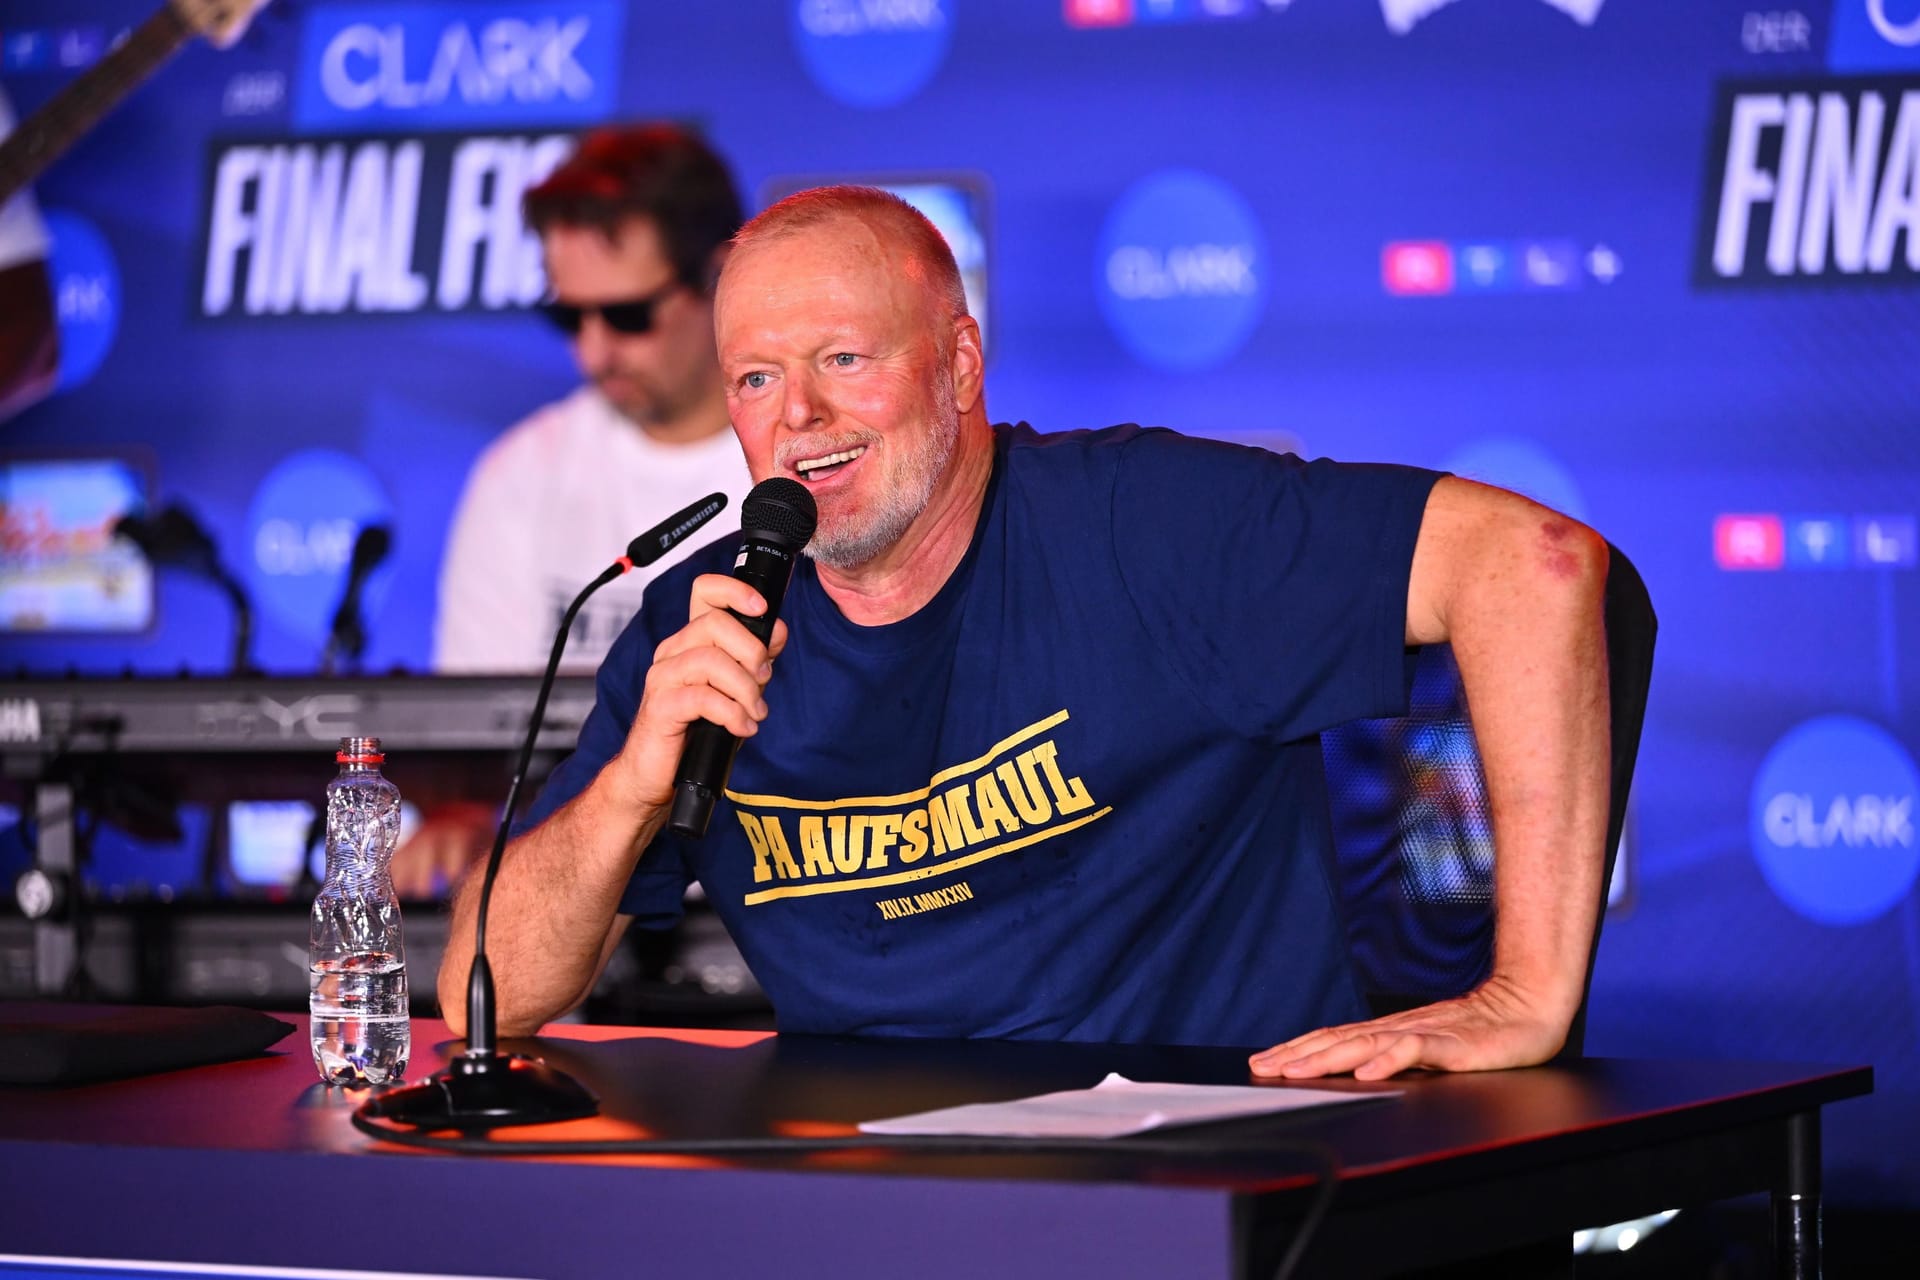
[309, 736, 410, 1086]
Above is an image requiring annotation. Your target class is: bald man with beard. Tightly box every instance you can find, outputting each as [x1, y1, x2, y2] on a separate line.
[440, 186, 1611, 1084]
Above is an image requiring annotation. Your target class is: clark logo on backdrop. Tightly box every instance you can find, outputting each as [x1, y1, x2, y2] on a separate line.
[292, 2, 623, 131]
[1829, 0, 1920, 72]
[43, 211, 120, 392]
[1697, 76, 1920, 284]
[199, 131, 574, 318]
[791, 0, 952, 109]
[1096, 170, 1267, 372]
[245, 451, 393, 644]
[1750, 715, 1920, 925]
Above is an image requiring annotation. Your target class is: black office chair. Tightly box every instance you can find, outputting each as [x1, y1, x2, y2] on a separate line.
[1320, 543, 1656, 1056]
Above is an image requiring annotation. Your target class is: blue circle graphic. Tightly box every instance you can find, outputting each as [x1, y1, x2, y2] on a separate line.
[1442, 438, 1590, 522]
[1096, 170, 1268, 372]
[43, 211, 121, 392]
[791, 0, 953, 109]
[244, 450, 393, 645]
[1868, 1, 1920, 48]
[1749, 716, 1920, 926]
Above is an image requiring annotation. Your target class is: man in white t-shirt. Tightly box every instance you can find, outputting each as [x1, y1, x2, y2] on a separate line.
[408, 126, 753, 897]
[434, 125, 752, 675]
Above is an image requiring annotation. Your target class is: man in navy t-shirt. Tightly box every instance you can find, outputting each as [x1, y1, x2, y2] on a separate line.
[439, 187, 1613, 1082]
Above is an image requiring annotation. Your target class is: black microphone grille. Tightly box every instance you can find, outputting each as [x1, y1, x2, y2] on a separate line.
[352, 524, 393, 570]
[742, 477, 818, 547]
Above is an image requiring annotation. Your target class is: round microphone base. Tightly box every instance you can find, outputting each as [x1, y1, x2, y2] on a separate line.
[361, 1050, 599, 1131]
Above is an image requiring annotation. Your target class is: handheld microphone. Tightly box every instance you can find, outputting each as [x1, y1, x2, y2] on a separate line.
[361, 490, 727, 1131]
[322, 524, 391, 672]
[667, 478, 817, 838]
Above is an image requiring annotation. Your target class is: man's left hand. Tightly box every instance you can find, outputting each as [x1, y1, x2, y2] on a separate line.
[1248, 976, 1573, 1081]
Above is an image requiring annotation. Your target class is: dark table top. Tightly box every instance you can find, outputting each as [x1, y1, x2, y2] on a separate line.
[0, 1014, 1875, 1200]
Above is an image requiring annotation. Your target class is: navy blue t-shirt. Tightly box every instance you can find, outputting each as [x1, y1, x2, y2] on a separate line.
[522, 424, 1442, 1048]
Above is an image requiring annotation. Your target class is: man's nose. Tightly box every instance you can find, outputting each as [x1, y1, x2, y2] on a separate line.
[781, 368, 825, 431]
[572, 313, 613, 374]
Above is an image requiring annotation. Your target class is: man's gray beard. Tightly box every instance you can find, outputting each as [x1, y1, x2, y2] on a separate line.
[806, 363, 961, 571]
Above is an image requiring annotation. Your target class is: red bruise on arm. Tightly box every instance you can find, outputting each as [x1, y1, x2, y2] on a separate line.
[1537, 518, 1587, 581]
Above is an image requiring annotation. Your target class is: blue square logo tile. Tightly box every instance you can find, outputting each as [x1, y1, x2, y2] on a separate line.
[1854, 515, 1918, 567]
[1786, 516, 1851, 567]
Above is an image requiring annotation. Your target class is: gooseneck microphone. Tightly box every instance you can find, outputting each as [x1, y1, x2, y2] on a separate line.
[322, 523, 391, 673]
[667, 478, 817, 838]
[362, 490, 727, 1131]
[112, 504, 256, 674]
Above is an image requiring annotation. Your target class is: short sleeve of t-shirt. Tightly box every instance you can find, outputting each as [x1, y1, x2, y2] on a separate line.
[513, 545, 731, 928]
[1111, 429, 1442, 744]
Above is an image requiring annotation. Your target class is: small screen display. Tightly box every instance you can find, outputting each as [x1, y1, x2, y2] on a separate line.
[227, 800, 319, 888]
[0, 457, 152, 633]
[227, 799, 422, 888]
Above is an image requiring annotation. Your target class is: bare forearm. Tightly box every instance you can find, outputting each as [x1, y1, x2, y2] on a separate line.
[437, 760, 663, 1037]
[1445, 507, 1610, 1028]
[1252, 482, 1613, 1080]
[436, 571, 787, 1037]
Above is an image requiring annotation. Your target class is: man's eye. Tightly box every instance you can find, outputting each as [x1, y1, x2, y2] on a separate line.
[742, 372, 770, 389]
[832, 353, 857, 367]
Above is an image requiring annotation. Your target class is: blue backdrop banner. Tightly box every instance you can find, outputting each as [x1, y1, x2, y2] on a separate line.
[2, 0, 1917, 1204]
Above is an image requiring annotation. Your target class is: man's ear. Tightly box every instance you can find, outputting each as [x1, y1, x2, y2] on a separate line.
[949, 314, 985, 413]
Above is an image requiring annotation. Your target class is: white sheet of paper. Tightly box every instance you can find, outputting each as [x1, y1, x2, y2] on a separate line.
[857, 1072, 1397, 1139]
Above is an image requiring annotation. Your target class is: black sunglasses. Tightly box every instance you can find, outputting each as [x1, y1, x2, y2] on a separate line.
[538, 281, 683, 336]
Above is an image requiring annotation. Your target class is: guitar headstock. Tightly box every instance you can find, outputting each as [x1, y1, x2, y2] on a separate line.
[171, 0, 272, 50]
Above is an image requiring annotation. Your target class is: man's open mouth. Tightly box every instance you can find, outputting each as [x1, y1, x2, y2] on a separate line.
[794, 446, 867, 482]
